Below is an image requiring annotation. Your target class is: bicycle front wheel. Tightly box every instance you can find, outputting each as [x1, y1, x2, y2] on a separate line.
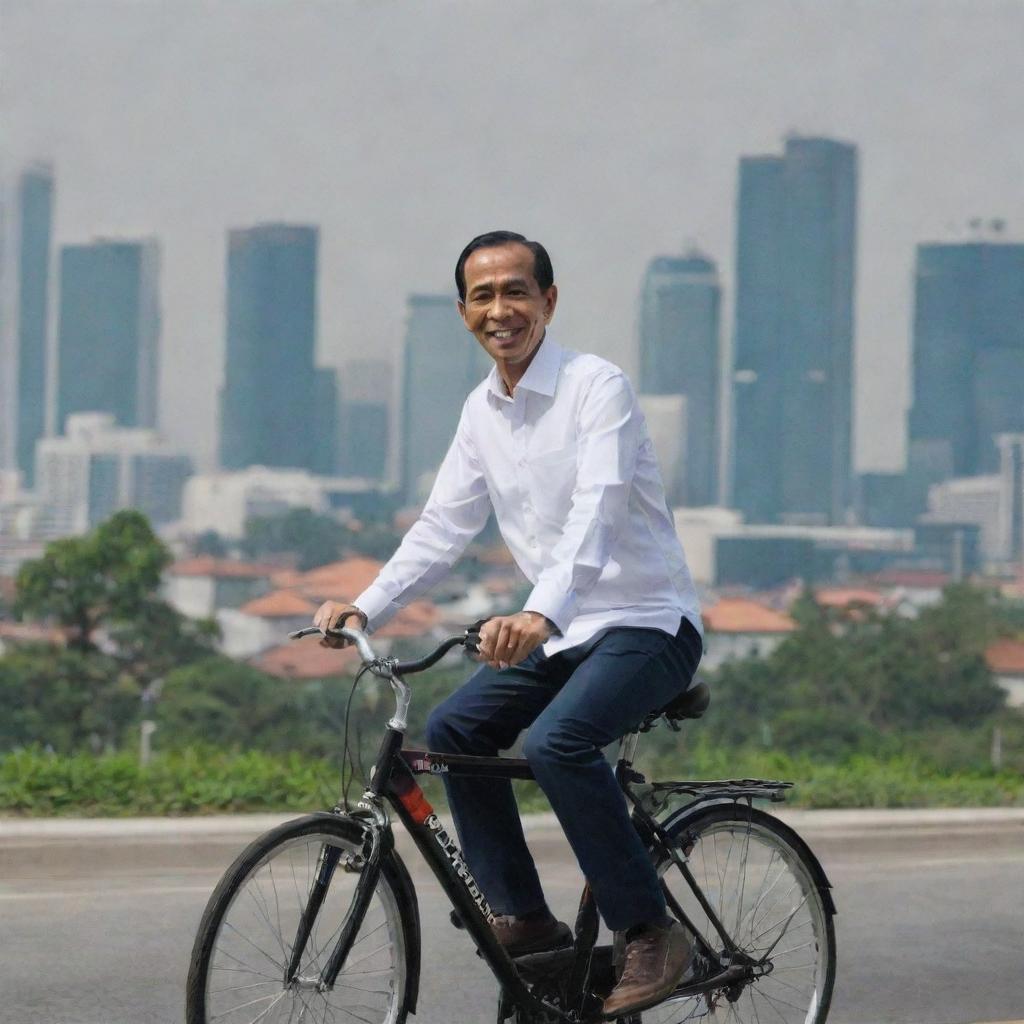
[634, 803, 836, 1024]
[186, 814, 415, 1024]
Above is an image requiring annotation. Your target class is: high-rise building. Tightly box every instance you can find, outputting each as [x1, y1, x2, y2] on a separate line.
[313, 368, 339, 477]
[219, 224, 319, 472]
[56, 238, 160, 433]
[339, 358, 391, 481]
[401, 294, 489, 500]
[996, 434, 1024, 564]
[15, 165, 54, 486]
[907, 240, 1024, 492]
[731, 137, 858, 526]
[36, 412, 191, 534]
[638, 253, 720, 506]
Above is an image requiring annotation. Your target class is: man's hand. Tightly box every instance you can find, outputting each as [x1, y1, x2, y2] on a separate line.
[313, 602, 368, 648]
[477, 611, 553, 670]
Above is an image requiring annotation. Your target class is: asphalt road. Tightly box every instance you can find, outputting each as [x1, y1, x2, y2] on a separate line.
[1, 809, 1022, 1024]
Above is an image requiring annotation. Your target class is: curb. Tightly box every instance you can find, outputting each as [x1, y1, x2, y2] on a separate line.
[2, 806, 1024, 842]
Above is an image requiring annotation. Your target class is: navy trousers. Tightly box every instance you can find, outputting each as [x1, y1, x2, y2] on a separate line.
[425, 617, 702, 932]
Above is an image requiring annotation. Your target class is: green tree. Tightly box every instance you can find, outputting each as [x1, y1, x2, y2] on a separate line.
[15, 510, 171, 651]
[155, 657, 310, 751]
[0, 644, 141, 752]
[242, 508, 343, 570]
[107, 599, 220, 690]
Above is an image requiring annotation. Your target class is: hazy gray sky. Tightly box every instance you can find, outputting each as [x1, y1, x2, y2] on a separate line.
[4, 0, 1023, 473]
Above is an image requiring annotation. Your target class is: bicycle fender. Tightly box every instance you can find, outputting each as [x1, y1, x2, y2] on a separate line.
[659, 800, 837, 917]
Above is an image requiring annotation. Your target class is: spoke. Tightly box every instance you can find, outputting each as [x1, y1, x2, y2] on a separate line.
[772, 940, 814, 959]
[754, 986, 814, 1016]
[328, 1004, 376, 1024]
[210, 989, 285, 1021]
[266, 859, 288, 961]
[333, 980, 391, 999]
[734, 820, 753, 942]
[224, 920, 286, 973]
[759, 972, 815, 998]
[211, 980, 280, 996]
[751, 916, 811, 952]
[213, 948, 281, 981]
[246, 879, 288, 965]
[748, 986, 763, 1024]
[737, 854, 784, 943]
[752, 987, 791, 1024]
[770, 961, 817, 973]
[757, 894, 811, 962]
[748, 878, 800, 942]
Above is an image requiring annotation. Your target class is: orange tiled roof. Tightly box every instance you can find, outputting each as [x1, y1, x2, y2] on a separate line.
[254, 640, 358, 680]
[296, 558, 384, 601]
[871, 570, 950, 588]
[240, 590, 318, 618]
[985, 639, 1024, 676]
[815, 588, 885, 609]
[169, 557, 277, 580]
[374, 600, 441, 638]
[0, 621, 64, 644]
[703, 599, 796, 635]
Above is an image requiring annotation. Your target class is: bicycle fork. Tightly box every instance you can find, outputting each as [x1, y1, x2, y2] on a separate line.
[284, 820, 383, 992]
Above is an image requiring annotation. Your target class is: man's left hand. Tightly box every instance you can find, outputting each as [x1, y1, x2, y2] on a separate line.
[477, 611, 553, 670]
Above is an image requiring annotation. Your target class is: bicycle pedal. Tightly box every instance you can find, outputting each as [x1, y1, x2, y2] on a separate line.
[512, 943, 576, 978]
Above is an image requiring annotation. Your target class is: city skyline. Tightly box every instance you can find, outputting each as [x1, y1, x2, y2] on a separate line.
[4, 1, 1023, 475]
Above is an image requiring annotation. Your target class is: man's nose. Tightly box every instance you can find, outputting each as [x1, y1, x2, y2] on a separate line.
[489, 296, 512, 319]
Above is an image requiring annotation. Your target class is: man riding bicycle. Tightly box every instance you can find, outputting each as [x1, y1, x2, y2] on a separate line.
[314, 230, 704, 1018]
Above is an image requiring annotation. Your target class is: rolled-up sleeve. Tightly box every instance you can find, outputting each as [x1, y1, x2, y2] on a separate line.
[354, 403, 492, 632]
[523, 371, 640, 634]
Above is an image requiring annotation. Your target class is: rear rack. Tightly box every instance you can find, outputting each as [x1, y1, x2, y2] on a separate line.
[633, 778, 794, 817]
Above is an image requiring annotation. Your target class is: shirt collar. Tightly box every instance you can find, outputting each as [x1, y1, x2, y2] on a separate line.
[485, 334, 562, 402]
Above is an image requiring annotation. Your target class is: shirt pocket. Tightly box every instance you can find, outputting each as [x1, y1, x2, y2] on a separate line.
[527, 443, 578, 523]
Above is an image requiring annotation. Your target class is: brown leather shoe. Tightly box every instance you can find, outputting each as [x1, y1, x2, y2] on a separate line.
[490, 913, 573, 957]
[602, 920, 694, 1018]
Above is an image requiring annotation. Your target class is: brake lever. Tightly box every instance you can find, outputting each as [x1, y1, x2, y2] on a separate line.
[463, 616, 493, 655]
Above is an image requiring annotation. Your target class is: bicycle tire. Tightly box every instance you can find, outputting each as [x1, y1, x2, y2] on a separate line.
[186, 813, 418, 1024]
[634, 803, 836, 1024]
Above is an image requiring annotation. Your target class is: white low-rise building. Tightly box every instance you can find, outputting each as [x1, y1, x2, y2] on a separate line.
[181, 466, 381, 539]
[36, 413, 191, 535]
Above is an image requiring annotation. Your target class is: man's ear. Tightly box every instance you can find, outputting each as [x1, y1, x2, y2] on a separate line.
[543, 285, 558, 319]
[457, 299, 470, 329]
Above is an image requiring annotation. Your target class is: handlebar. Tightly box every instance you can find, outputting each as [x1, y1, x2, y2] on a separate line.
[287, 621, 487, 677]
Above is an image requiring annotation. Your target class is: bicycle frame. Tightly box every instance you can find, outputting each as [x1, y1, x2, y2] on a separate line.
[277, 628, 811, 1020]
[295, 730, 784, 1022]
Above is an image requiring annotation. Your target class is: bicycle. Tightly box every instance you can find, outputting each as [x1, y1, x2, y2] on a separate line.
[186, 623, 836, 1024]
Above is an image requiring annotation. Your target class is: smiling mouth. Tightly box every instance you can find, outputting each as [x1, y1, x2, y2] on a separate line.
[489, 327, 525, 342]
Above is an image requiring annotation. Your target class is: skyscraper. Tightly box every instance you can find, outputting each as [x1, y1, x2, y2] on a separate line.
[219, 224, 319, 472]
[731, 137, 858, 525]
[56, 238, 160, 434]
[908, 240, 1024, 490]
[401, 294, 489, 500]
[16, 165, 53, 486]
[638, 252, 721, 506]
[339, 358, 392, 481]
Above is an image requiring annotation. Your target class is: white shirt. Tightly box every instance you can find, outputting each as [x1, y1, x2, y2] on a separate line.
[354, 337, 703, 655]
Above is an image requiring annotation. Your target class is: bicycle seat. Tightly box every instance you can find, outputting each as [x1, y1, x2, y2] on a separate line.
[657, 676, 710, 721]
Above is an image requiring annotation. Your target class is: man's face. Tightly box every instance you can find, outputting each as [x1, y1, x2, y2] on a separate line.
[458, 243, 557, 366]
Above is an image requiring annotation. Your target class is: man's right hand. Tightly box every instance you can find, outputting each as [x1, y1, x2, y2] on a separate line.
[313, 602, 368, 648]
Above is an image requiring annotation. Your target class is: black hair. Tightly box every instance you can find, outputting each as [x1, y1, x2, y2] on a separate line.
[454, 230, 554, 301]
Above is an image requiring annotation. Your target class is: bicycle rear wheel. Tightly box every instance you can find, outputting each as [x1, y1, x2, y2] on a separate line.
[634, 804, 835, 1024]
[186, 814, 416, 1024]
